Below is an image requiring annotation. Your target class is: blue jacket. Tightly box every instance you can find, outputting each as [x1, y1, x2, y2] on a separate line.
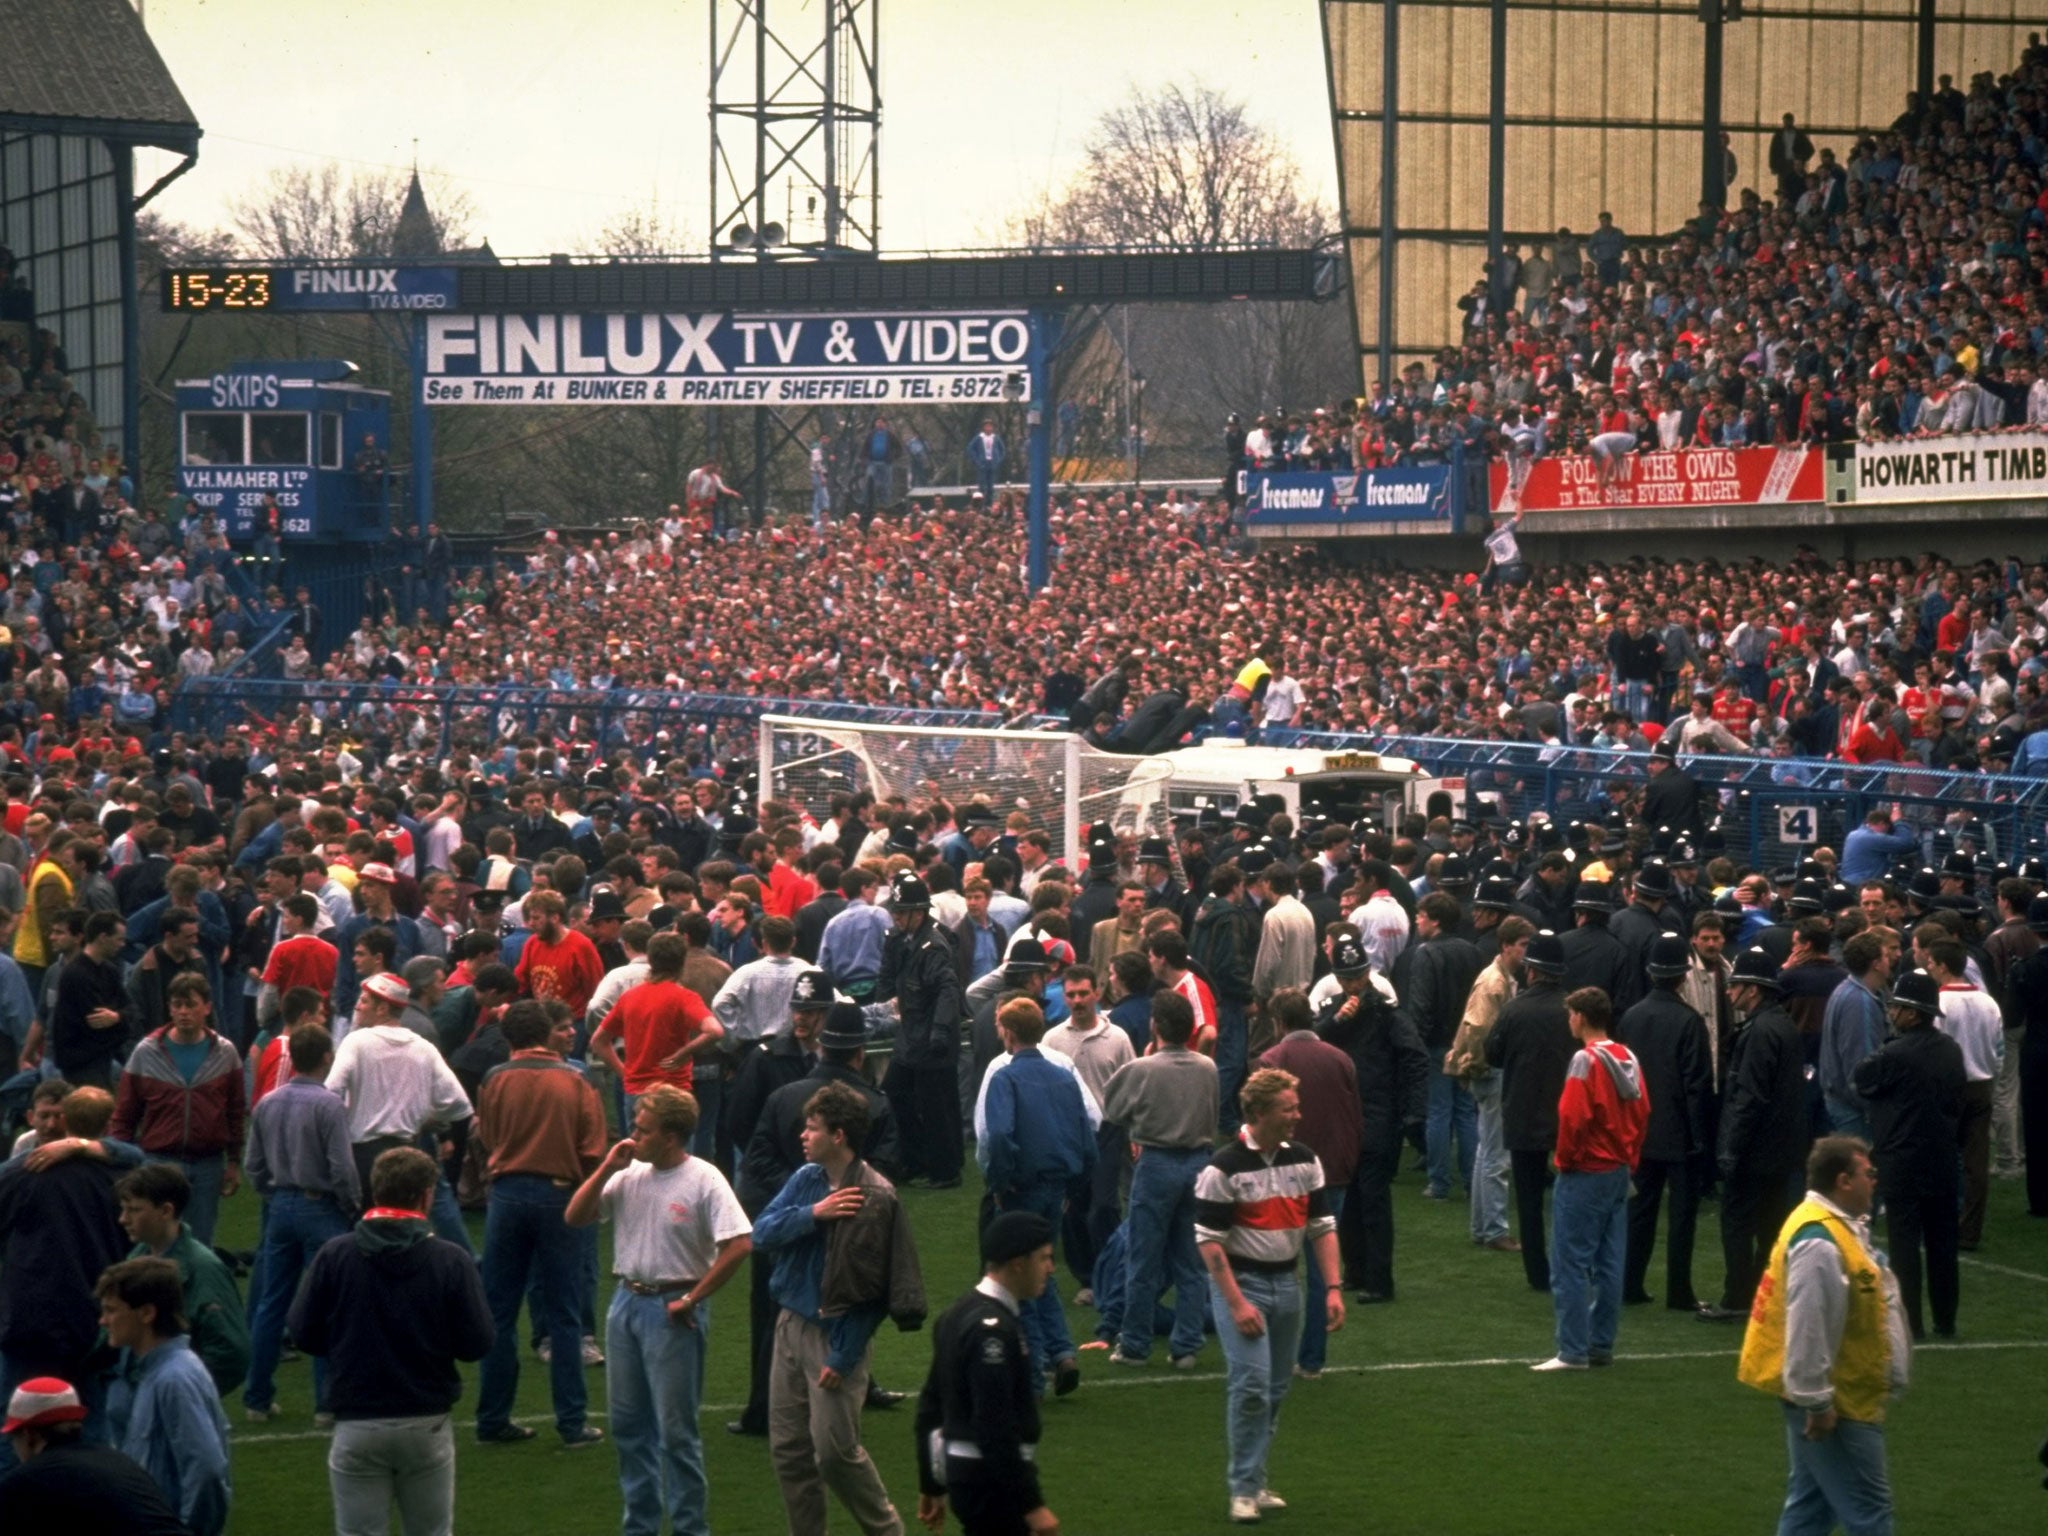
[982, 1048, 1095, 1192]
[1839, 822, 1922, 884]
[332, 911, 422, 1018]
[966, 432, 1007, 472]
[752, 1162, 886, 1373]
[2011, 728, 2048, 778]
[1818, 975, 1888, 1116]
[117, 1335, 232, 1536]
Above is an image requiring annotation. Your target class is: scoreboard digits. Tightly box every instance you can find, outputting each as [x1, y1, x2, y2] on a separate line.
[162, 269, 276, 312]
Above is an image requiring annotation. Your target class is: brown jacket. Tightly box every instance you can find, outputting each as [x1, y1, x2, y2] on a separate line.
[1446, 958, 1518, 1079]
[475, 1050, 607, 1183]
[820, 1158, 926, 1331]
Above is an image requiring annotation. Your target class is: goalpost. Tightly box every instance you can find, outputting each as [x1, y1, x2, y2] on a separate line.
[758, 714, 1178, 865]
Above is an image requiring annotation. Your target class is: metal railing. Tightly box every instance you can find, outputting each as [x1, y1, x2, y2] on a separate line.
[166, 681, 2048, 870]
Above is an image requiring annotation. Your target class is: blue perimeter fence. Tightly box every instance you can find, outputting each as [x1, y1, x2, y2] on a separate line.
[166, 679, 2048, 874]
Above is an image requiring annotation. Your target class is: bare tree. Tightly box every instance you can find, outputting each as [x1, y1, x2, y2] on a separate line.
[1012, 82, 1322, 253]
[228, 163, 478, 261]
[1005, 82, 1353, 480]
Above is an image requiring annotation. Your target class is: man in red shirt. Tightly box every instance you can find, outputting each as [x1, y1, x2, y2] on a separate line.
[762, 827, 818, 922]
[514, 890, 605, 1017]
[590, 932, 724, 1111]
[1842, 686, 1906, 764]
[258, 894, 338, 1021]
[1147, 930, 1216, 1056]
[1533, 986, 1650, 1373]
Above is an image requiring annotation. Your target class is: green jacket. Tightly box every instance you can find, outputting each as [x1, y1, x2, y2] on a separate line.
[129, 1227, 250, 1397]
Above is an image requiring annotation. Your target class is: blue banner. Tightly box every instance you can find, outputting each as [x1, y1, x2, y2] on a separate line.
[1241, 466, 1453, 527]
[419, 310, 1033, 406]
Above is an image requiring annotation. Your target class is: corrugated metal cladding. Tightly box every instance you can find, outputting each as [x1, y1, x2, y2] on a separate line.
[1323, 0, 2036, 386]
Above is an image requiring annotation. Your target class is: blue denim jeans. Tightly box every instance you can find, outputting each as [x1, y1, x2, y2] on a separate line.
[1550, 1167, 1631, 1364]
[476, 1175, 589, 1439]
[245, 1190, 352, 1411]
[1424, 1068, 1477, 1198]
[608, 1288, 711, 1536]
[1469, 1073, 1511, 1242]
[171, 1151, 227, 1247]
[1121, 1146, 1211, 1362]
[529, 1223, 600, 1345]
[1212, 1269, 1303, 1499]
[1614, 679, 1654, 723]
[1296, 1191, 1344, 1373]
[690, 1073, 723, 1164]
[1776, 1402, 1893, 1536]
[997, 1179, 1076, 1390]
[1215, 1000, 1249, 1132]
[1825, 1099, 1871, 1142]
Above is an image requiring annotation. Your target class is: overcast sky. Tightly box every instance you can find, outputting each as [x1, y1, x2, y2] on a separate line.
[135, 0, 1340, 258]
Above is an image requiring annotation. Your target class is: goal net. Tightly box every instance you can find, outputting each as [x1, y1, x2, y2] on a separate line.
[759, 715, 1180, 868]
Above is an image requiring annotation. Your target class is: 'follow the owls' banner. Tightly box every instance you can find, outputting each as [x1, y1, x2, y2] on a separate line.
[420, 310, 1032, 405]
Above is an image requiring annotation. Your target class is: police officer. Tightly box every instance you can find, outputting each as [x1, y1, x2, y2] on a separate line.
[1561, 883, 1641, 1014]
[1317, 931, 1427, 1303]
[878, 872, 966, 1188]
[1701, 946, 1810, 1322]
[1610, 859, 1678, 984]
[1853, 968, 1966, 1339]
[914, 1210, 1061, 1536]
[1615, 933, 1716, 1311]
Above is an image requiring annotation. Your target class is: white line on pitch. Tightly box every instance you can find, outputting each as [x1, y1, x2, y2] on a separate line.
[230, 1338, 2048, 1446]
[1960, 1254, 2048, 1284]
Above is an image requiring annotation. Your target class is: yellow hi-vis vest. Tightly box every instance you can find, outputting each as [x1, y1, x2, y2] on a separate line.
[1736, 1198, 1893, 1423]
[13, 860, 72, 969]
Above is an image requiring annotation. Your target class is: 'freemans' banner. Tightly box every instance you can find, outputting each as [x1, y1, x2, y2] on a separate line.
[1242, 466, 1453, 526]
[1490, 445, 1820, 514]
[1829, 432, 2048, 504]
[420, 310, 1031, 405]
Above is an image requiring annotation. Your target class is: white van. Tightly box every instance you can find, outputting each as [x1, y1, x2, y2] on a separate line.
[1111, 739, 1486, 832]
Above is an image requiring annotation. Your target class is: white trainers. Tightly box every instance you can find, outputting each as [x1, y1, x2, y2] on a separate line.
[1530, 1356, 1588, 1372]
[1105, 1346, 1147, 1366]
[1229, 1494, 1262, 1524]
[1169, 1354, 1198, 1371]
[1255, 1489, 1288, 1511]
[244, 1404, 280, 1423]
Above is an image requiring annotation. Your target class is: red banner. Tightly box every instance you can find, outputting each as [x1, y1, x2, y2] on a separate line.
[1489, 446, 1821, 514]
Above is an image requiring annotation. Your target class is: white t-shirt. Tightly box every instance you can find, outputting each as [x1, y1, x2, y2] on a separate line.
[601, 1155, 752, 1284]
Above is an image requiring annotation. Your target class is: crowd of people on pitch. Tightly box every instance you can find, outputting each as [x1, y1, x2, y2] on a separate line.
[1231, 40, 2048, 475]
[0, 722, 2043, 1530]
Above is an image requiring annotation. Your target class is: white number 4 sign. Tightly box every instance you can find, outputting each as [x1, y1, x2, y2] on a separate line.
[1777, 806, 1817, 845]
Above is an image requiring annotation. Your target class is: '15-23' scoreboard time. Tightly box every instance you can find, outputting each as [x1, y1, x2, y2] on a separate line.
[161, 269, 275, 311]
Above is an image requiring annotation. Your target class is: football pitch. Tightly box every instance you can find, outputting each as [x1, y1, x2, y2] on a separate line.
[219, 1165, 2048, 1534]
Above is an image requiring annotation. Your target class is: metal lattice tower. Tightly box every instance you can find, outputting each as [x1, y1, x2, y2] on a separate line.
[709, 0, 881, 262]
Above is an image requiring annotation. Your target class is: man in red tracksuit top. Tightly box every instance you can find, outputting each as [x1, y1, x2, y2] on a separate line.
[1532, 986, 1650, 1373]
[110, 972, 247, 1249]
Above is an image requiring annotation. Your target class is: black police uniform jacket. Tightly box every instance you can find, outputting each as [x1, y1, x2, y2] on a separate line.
[1561, 921, 1643, 1014]
[1852, 1026, 1966, 1198]
[1316, 986, 1428, 1150]
[1717, 1002, 1809, 1182]
[915, 1286, 1042, 1510]
[879, 915, 964, 1067]
[1614, 986, 1715, 1162]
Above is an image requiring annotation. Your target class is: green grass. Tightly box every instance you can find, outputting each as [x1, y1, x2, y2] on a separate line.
[219, 1163, 2048, 1535]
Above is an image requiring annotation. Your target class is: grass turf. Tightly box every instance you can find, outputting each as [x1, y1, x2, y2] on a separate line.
[218, 1160, 2048, 1534]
